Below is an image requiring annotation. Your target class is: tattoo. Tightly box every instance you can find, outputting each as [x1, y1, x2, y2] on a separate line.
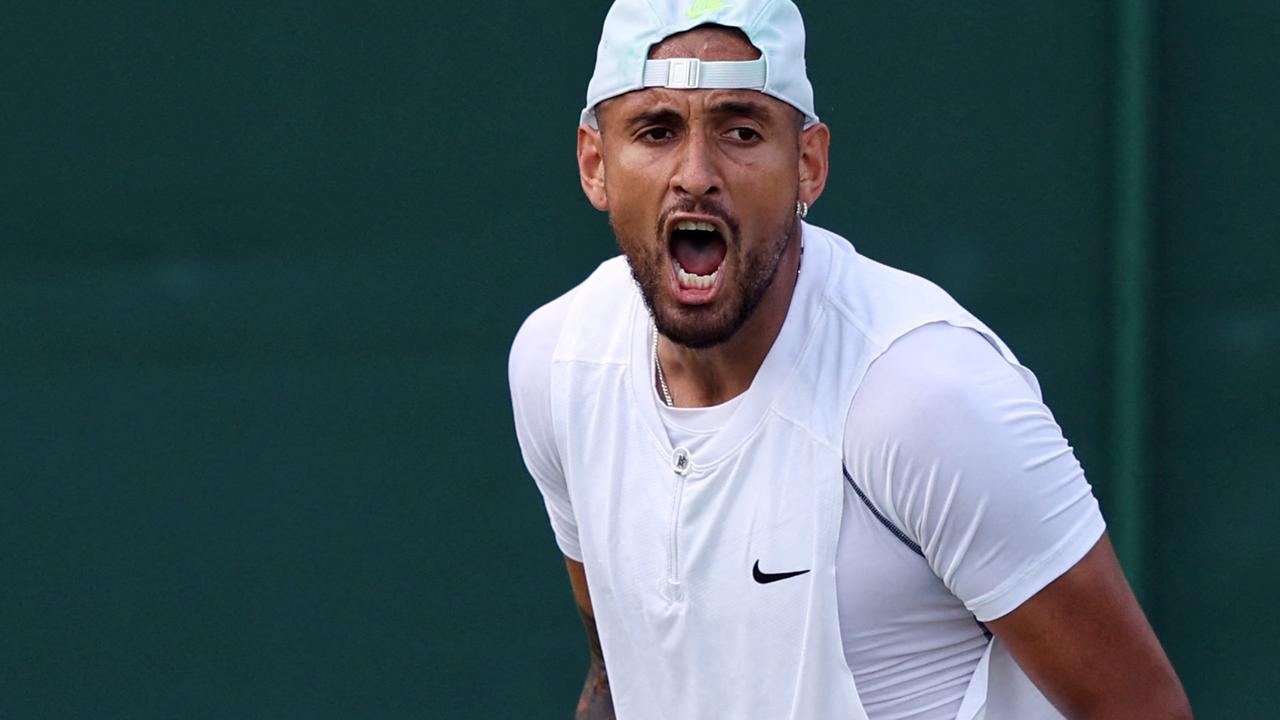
[575, 603, 615, 719]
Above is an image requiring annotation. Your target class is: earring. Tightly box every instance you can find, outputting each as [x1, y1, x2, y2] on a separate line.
[796, 201, 809, 219]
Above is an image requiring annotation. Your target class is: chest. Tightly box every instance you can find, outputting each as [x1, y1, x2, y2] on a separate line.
[563, 377, 844, 605]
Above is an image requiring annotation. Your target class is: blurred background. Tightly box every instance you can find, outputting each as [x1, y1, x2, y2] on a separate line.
[1, 1, 1276, 717]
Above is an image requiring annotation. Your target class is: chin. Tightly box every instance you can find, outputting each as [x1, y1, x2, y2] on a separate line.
[658, 319, 738, 349]
[621, 213, 792, 349]
[652, 298, 746, 349]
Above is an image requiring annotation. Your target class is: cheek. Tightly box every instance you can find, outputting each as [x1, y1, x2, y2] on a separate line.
[604, 166, 667, 228]
[727, 149, 798, 195]
[735, 172, 796, 222]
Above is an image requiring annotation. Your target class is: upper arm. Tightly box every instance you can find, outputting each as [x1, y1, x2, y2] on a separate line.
[844, 323, 1106, 620]
[509, 292, 582, 560]
[986, 534, 1191, 718]
[845, 324, 1189, 715]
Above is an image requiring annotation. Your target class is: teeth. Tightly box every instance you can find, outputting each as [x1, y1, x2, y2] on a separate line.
[675, 220, 717, 232]
[671, 219, 722, 290]
[676, 264, 719, 289]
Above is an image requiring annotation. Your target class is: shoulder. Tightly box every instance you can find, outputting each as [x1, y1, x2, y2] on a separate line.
[843, 320, 1046, 485]
[861, 321, 1032, 414]
[508, 255, 633, 384]
[839, 320, 1049, 509]
[509, 286, 575, 388]
[843, 322, 1105, 616]
[808, 225, 987, 352]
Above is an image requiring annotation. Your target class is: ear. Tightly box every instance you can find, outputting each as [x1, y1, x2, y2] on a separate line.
[577, 124, 609, 211]
[797, 122, 830, 209]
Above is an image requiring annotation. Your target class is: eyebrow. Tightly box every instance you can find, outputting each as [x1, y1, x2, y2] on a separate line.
[621, 99, 775, 131]
[707, 99, 772, 121]
[623, 107, 684, 130]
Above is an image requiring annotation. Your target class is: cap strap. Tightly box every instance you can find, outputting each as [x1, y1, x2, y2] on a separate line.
[642, 58, 766, 90]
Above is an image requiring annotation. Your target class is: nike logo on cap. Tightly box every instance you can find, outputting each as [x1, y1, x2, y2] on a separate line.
[752, 560, 810, 584]
[687, 0, 732, 19]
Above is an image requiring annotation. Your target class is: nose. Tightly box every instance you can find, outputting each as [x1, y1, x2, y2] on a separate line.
[669, 132, 722, 202]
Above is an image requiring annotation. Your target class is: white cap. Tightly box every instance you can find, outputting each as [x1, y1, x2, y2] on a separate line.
[580, 0, 819, 129]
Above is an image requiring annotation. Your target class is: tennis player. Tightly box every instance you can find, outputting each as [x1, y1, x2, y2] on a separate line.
[509, 1, 1191, 717]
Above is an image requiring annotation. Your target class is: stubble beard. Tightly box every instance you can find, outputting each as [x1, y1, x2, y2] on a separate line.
[613, 209, 798, 349]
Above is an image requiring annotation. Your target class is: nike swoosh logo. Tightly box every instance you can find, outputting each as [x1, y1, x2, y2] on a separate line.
[687, 0, 731, 19]
[752, 559, 810, 584]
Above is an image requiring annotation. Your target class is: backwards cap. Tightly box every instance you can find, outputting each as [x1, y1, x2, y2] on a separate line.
[580, 0, 819, 129]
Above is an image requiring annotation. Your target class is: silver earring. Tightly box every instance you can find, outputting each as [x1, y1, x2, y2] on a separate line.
[796, 201, 809, 219]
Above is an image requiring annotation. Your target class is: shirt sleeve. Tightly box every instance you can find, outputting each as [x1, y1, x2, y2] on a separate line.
[508, 290, 582, 562]
[843, 322, 1106, 622]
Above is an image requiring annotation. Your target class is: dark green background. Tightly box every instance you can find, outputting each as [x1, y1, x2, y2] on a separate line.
[2, 2, 1276, 717]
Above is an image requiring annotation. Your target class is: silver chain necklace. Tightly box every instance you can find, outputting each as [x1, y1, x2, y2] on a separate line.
[651, 241, 803, 409]
[653, 323, 674, 407]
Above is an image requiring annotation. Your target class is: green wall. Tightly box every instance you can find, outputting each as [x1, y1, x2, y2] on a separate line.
[1, 2, 1275, 717]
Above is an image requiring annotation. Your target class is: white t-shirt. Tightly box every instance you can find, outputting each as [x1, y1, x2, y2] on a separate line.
[510, 284, 1104, 720]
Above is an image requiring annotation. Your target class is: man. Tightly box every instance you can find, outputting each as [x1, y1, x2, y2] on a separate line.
[509, 1, 1191, 718]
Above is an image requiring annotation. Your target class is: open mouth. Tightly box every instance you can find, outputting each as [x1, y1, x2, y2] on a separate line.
[669, 219, 728, 295]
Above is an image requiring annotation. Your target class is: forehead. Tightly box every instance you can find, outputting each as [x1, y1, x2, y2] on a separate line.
[604, 86, 791, 126]
[600, 26, 787, 127]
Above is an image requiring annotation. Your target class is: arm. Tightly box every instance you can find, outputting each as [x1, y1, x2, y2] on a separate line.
[986, 534, 1191, 719]
[566, 558, 615, 719]
[509, 302, 607, 714]
[844, 325, 1189, 717]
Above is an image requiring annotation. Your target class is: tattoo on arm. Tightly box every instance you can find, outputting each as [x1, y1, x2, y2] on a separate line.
[575, 602, 615, 719]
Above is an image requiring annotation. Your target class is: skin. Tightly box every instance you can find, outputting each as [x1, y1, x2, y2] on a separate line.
[984, 536, 1192, 718]
[565, 25, 1192, 720]
[566, 558, 612, 719]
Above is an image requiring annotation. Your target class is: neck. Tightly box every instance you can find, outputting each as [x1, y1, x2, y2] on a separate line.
[657, 225, 803, 408]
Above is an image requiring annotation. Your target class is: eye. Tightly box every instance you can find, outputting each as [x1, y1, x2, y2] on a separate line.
[726, 127, 761, 142]
[639, 127, 676, 142]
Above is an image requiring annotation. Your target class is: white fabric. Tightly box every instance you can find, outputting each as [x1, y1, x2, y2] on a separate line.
[642, 58, 768, 90]
[580, 0, 819, 128]
[508, 223, 1099, 719]
[840, 324, 1106, 625]
[644, 322, 1105, 719]
[837, 323, 1106, 719]
[529, 225, 867, 719]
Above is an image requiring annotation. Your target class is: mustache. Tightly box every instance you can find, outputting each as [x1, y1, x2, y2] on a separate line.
[656, 200, 739, 239]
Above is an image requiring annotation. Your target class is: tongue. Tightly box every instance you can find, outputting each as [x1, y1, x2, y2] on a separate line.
[672, 232, 727, 276]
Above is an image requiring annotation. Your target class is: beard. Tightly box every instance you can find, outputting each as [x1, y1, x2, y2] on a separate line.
[612, 202, 797, 349]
